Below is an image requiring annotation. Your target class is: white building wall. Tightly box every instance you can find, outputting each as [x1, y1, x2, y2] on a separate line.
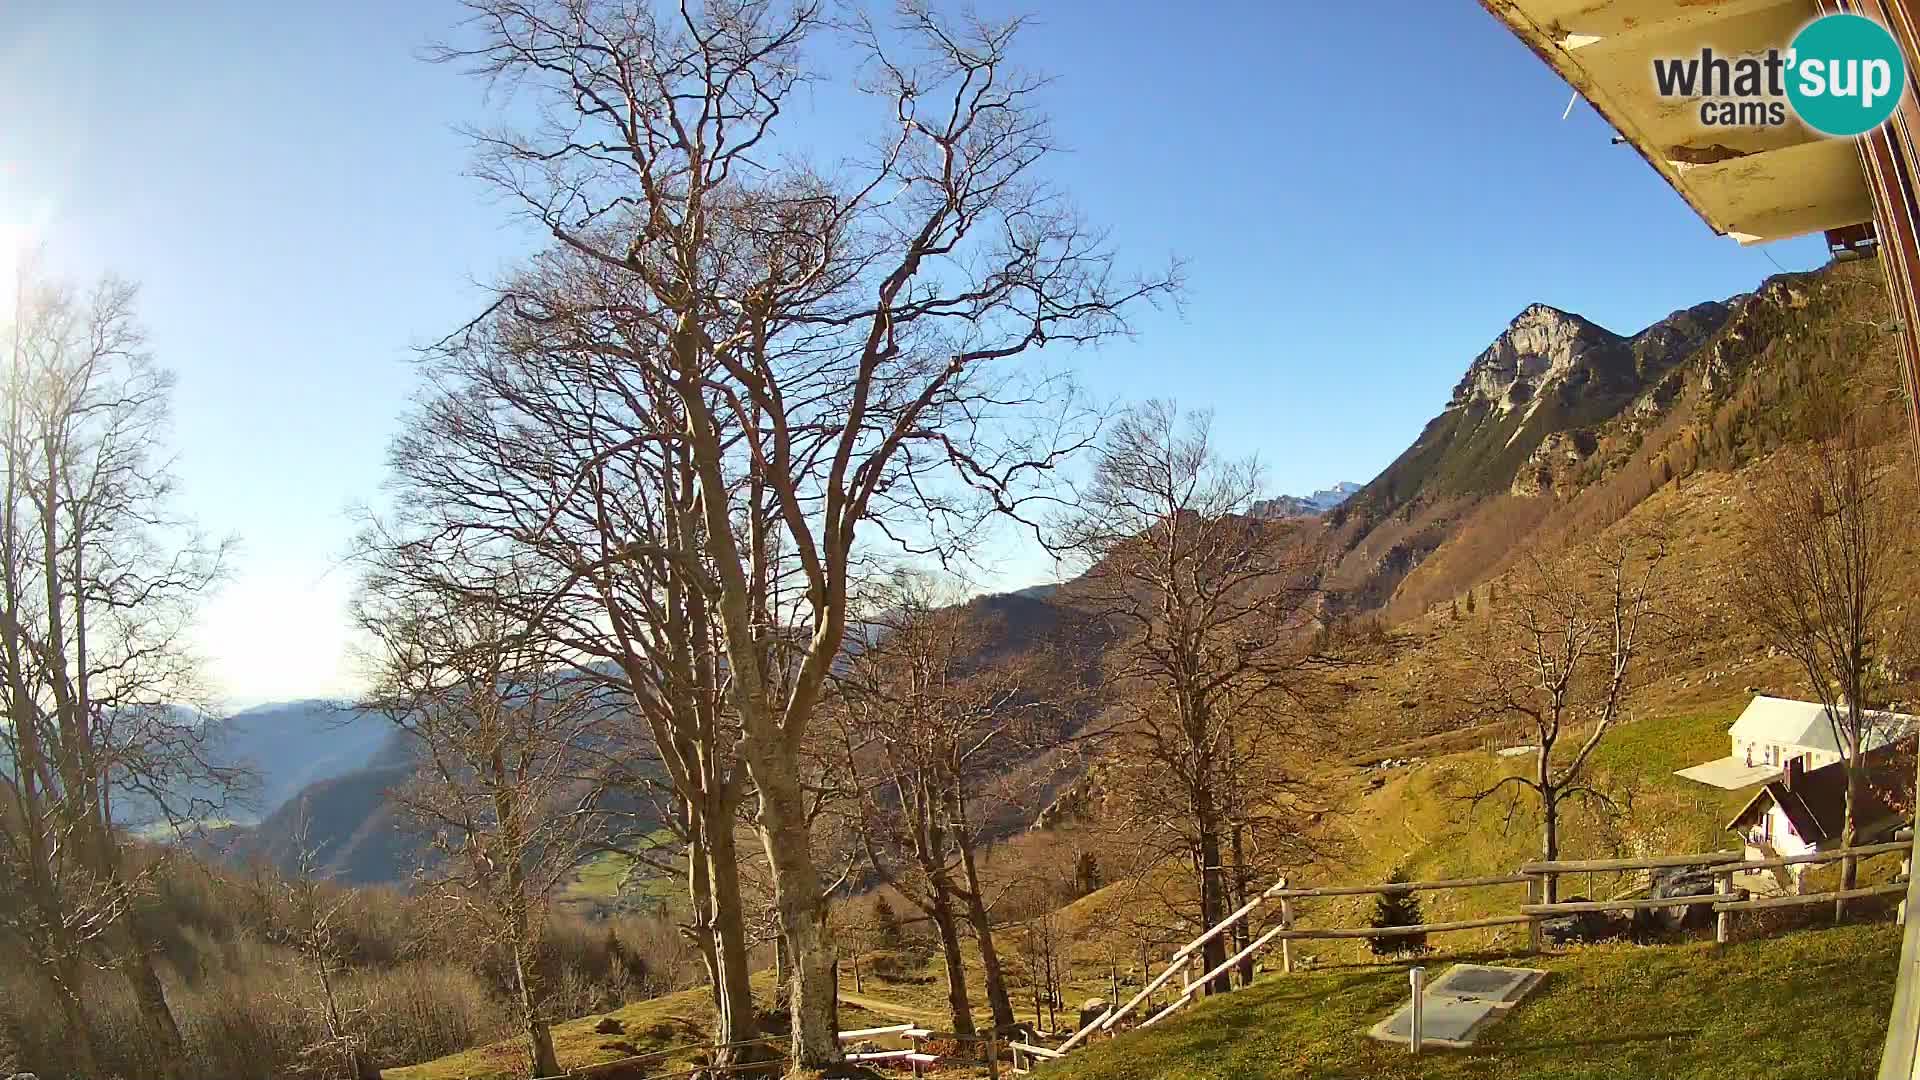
[1741, 802, 1814, 859]
[1728, 736, 1843, 772]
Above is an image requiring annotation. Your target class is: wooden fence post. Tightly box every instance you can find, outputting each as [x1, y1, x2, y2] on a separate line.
[1281, 898, 1295, 974]
[1714, 869, 1733, 945]
[986, 1029, 999, 1080]
[1525, 874, 1543, 954]
[1903, 854, 1913, 924]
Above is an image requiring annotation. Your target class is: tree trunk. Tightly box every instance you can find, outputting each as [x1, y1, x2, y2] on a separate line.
[513, 939, 562, 1079]
[1194, 781, 1230, 996]
[931, 887, 977, 1035]
[705, 815, 761, 1064]
[688, 806, 724, 1013]
[1540, 792, 1560, 905]
[114, 903, 190, 1080]
[743, 740, 842, 1069]
[1196, 830, 1229, 996]
[49, 954, 102, 1079]
[1840, 763, 1862, 920]
[1230, 822, 1253, 988]
[957, 835, 1018, 1030]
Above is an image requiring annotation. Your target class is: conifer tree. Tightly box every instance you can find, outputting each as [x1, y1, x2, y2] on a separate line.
[1368, 868, 1429, 957]
[873, 894, 904, 950]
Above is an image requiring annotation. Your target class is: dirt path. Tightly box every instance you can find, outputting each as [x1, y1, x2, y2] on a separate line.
[838, 989, 949, 1026]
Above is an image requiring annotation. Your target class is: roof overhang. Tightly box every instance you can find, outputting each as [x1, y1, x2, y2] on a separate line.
[1481, 0, 1876, 244]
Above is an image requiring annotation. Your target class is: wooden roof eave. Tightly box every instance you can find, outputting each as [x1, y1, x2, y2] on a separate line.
[1480, 0, 1727, 234]
[1479, 0, 1875, 244]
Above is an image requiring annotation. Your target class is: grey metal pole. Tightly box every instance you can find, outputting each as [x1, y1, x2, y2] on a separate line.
[1409, 967, 1425, 1056]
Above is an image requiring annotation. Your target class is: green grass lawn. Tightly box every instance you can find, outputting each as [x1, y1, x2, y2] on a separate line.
[556, 831, 684, 915]
[1280, 705, 1758, 965]
[1044, 921, 1900, 1080]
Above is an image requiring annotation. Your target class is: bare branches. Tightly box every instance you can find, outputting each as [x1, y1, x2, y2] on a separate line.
[424, 1, 1176, 1063]
[1729, 387, 1917, 895]
[1455, 523, 1680, 899]
[0, 258, 231, 1078]
[1048, 401, 1334, 994]
[355, 574, 619, 1078]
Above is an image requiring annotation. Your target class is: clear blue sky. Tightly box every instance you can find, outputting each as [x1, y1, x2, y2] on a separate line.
[0, 1, 1827, 705]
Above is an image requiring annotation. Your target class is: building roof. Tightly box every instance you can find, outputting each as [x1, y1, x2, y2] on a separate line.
[1727, 738, 1916, 844]
[1728, 695, 1918, 756]
[1479, 0, 1874, 244]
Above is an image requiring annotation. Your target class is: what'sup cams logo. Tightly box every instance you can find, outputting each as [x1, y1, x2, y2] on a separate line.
[1652, 13, 1907, 137]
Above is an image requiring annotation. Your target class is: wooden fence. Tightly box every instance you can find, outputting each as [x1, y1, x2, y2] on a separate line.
[1520, 840, 1912, 945]
[1023, 839, 1914, 1070]
[534, 1022, 1005, 1080]
[535, 843, 1915, 1078]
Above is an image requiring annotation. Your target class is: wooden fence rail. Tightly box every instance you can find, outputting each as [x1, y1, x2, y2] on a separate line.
[1716, 881, 1911, 912]
[1010, 840, 1913, 1071]
[1268, 874, 1530, 899]
[1518, 851, 1745, 874]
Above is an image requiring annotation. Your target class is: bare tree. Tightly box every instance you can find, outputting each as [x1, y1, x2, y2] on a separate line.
[1052, 402, 1327, 996]
[430, 1, 1173, 1062]
[356, 575, 614, 1079]
[0, 261, 233, 1080]
[1014, 891, 1067, 1031]
[249, 806, 376, 1080]
[1732, 402, 1916, 907]
[834, 573, 1052, 1033]
[376, 246, 772, 1065]
[1461, 528, 1677, 901]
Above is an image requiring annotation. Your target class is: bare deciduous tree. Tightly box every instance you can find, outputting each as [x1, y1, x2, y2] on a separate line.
[834, 573, 1054, 1033]
[1052, 402, 1328, 996]
[1732, 402, 1917, 907]
[1461, 528, 1677, 901]
[430, 1, 1174, 1062]
[0, 261, 233, 1080]
[376, 242, 772, 1065]
[249, 806, 377, 1080]
[357, 577, 613, 1079]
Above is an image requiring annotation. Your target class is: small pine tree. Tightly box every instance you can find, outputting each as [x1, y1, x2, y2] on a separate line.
[1368, 868, 1429, 958]
[873, 893, 903, 949]
[1449, 598, 1459, 622]
[1464, 589, 1477, 616]
[1487, 582, 1499, 608]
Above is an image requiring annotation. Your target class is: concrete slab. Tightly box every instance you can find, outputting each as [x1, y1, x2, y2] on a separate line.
[1367, 964, 1548, 1049]
[1675, 756, 1780, 790]
[1426, 964, 1546, 1004]
[1371, 998, 1496, 1048]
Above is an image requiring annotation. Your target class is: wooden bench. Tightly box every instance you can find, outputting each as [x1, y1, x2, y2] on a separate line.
[839, 1023, 916, 1041]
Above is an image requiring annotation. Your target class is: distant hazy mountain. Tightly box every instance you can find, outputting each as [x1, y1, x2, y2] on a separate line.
[1250, 481, 1363, 520]
[204, 700, 393, 823]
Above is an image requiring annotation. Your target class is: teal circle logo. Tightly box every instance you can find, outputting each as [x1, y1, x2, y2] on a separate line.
[1787, 14, 1906, 137]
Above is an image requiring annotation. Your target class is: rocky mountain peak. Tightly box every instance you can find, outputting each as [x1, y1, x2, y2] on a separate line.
[1449, 304, 1625, 415]
[1250, 481, 1363, 520]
